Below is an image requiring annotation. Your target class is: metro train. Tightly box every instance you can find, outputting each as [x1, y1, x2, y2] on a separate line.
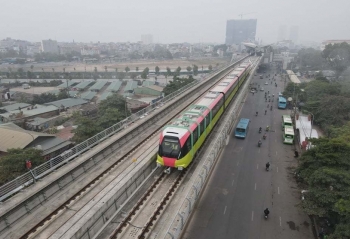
[156, 60, 252, 171]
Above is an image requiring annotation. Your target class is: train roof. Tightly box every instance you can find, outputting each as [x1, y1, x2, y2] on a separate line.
[162, 62, 249, 139]
[210, 77, 238, 93]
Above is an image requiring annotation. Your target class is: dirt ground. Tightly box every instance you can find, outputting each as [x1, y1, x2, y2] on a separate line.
[10, 86, 57, 94]
[0, 58, 229, 73]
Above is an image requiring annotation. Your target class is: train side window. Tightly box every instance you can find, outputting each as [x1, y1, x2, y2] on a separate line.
[205, 114, 210, 127]
[182, 137, 191, 156]
[193, 127, 198, 143]
[200, 121, 205, 135]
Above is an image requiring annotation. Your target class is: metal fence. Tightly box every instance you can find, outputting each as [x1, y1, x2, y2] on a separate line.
[163, 57, 261, 239]
[0, 58, 246, 202]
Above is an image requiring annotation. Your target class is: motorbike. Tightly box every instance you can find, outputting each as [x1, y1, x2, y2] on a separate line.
[270, 106, 272, 111]
[259, 128, 262, 134]
[258, 141, 262, 147]
[263, 134, 267, 140]
[266, 126, 270, 132]
[266, 167, 269, 171]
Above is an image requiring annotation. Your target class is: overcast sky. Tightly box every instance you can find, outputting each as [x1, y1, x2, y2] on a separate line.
[1, 0, 349, 44]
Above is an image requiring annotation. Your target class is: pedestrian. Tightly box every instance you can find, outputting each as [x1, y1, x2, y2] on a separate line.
[265, 110, 267, 115]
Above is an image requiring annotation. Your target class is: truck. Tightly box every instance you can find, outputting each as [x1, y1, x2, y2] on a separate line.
[22, 83, 30, 89]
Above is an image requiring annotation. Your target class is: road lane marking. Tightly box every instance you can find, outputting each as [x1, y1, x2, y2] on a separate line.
[255, 183, 257, 190]
[237, 161, 239, 166]
[224, 206, 227, 215]
[278, 187, 280, 194]
[257, 164, 259, 169]
[277, 167, 279, 173]
[276, 151, 278, 155]
[231, 179, 234, 186]
[259, 148, 261, 153]
[251, 211, 254, 221]
[280, 216, 282, 226]
[226, 136, 230, 145]
[275, 139, 277, 142]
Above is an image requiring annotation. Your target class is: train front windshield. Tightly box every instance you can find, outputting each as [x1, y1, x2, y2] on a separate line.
[159, 136, 181, 158]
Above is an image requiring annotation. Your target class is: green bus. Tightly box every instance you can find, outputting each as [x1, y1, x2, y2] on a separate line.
[282, 115, 293, 130]
[283, 125, 294, 144]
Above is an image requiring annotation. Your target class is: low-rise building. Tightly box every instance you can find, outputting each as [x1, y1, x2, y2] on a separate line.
[44, 98, 88, 111]
[0, 122, 71, 159]
[0, 105, 59, 125]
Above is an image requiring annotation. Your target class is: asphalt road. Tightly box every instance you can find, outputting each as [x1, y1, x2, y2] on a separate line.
[182, 66, 313, 239]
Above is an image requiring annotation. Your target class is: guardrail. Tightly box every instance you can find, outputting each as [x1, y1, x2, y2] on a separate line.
[0, 56, 248, 202]
[163, 57, 261, 239]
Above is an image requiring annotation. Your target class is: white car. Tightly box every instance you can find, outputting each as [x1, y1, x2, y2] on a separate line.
[265, 82, 268, 85]
[260, 88, 264, 91]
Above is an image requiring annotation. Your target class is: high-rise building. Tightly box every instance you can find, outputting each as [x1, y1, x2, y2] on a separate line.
[225, 19, 257, 45]
[41, 39, 59, 54]
[278, 25, 287, 41]
[141, 34, 153, 45]
[289, 26, 299, 43]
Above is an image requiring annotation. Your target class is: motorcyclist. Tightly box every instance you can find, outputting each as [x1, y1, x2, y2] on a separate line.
[258, 139, 262, 146]
[263, 133, 267, 139]
[264, 208, 270, 216]
[256, 111, 258, 116]
[267, 104, 269, 108]
[266, 162, 270, 169]
[259, 127, 262, 133]
[265, 110, 267, 115]
[266, 126, 270, 131]
[270, 106, 272, 110]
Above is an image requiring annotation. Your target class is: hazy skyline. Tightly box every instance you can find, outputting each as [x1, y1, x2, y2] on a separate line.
[1, 0, 349, 44]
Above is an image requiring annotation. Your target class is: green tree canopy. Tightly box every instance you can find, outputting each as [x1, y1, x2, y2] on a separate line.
[186, 66, 192, 72]
[193, 65, 199, 76]
[162, 76, 196, 96]
[155, 66, 160, 75]
[0, 148, 43, 185]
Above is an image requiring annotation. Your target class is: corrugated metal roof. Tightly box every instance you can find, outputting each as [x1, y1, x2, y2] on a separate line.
[106, 81, 122, 92]
[142, 80, 154, 87]
[0, 105, 59, 119]
[74, 81, 92, 89]
[80, 91, 97, 101]
[44, 98, 88, 108]
[57, 81, 76, 88]
[0, 103, 31, 112]
[0, 123, 54, 152]
[98, 91, 113, 102]
[89, 81, 108, 91]
[124, 81, 139, 92]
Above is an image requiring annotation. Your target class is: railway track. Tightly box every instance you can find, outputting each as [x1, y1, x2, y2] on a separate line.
[10, 58, 252, 239]
[108, 170, 186, 239]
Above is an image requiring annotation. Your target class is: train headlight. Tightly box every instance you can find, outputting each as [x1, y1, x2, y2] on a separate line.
[157, 162, 162, 167]
[178, 167, 184, 170]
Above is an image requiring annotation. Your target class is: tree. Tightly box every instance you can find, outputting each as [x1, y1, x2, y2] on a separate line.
[136, 66, 139, 72]
[166, 67, 172, 76]
[0, 148, 43, 185]
[125, 66, 130, 73]
[175, 66, 181, 76]
[98, 108, 125, 129]
[130, 72, 137, 80]
[117, 72, 126, 80]
[193, 65, 199, 76]
[155, 66, 160, 75]
[162, 75, 196, 96]
[99, 94, 129, 118]
[72, 115, 101, 143]
[186, 66, 192, 73]
[208, 65, 213, 71]
[298, 48, 324, 71]
[322, 42, 350, 77]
